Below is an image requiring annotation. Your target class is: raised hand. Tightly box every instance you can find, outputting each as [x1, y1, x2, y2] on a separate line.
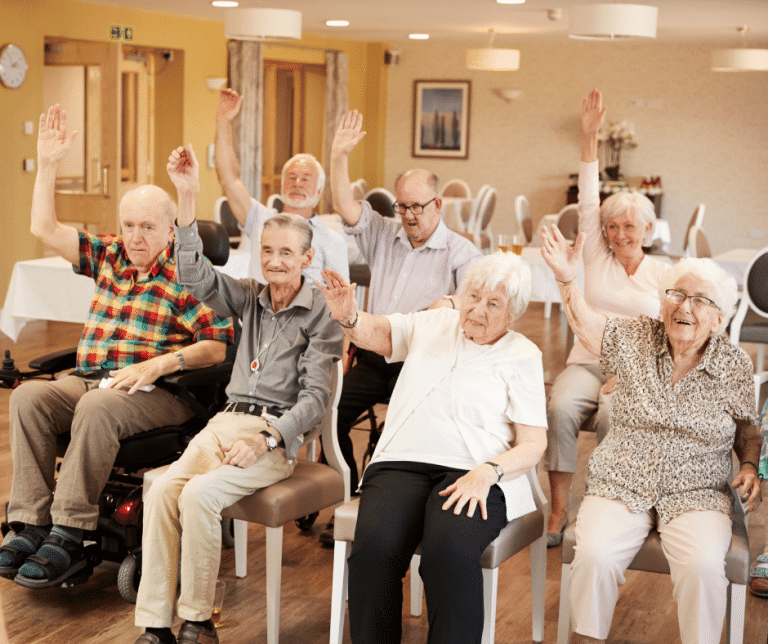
[582, 89, 606, 137]
[315, 269, 357, 323]
[38, 104, 77, 166]
[540, 225, 585, 283]
[167, 144, 200, 195]
[216, 88, 242, 123]
[331, 110, 366, 159]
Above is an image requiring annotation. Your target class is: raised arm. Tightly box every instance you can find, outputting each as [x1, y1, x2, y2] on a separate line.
[581, 89, 606, 163]
[540, 225, 607, 355]
[167, 144, 199, 227]
[214, 89, 251, 225]
[316, 269, 393, 358]
[330, 110, 367, 226]
[30, 105, 80, 264]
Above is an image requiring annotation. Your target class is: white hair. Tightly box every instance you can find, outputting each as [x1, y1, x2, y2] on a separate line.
[458, 251, 532, 321]
[658, 258, 738, 334]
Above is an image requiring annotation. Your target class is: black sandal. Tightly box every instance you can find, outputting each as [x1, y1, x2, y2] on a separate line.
[0, 528, 47, 578]
[14, 534, 87, 589]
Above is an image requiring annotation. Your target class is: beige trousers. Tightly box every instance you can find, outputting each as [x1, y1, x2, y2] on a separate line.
[570, 495, 731, 644]
[135, 411, 295, 627]
[8, 375, 193, 530]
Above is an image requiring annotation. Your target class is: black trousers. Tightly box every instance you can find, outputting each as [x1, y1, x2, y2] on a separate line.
[335, 349, 403, 493]
[348, 461, 508, 644]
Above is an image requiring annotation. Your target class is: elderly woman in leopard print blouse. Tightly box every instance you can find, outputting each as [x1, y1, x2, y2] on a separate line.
[541, 225, 762, 644]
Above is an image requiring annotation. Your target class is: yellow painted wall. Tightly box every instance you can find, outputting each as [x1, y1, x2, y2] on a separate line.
[0, 0, 388, 306]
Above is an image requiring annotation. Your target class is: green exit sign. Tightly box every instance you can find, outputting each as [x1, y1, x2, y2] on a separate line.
[109, 25, 134, 41]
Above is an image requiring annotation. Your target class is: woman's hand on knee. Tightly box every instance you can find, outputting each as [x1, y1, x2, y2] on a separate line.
[438, 466, 497, 519]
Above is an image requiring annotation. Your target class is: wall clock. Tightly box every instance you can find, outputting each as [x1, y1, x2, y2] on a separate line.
[0, 44, 28, 89]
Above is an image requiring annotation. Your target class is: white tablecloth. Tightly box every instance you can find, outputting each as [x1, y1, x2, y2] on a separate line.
[0, 252, 252, 343]
[713, 248, 759, 286]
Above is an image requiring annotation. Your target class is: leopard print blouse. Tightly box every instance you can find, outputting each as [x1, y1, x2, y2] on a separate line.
[585, 316, 757, 524]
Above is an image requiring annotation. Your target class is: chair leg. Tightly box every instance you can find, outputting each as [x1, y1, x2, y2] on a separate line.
[410, 554, 423, 617]
[530, 534, 546, 642]
[758, 345, 765, 373]
[544, 300, 552, 319]
[481, 567, 498, 644]
[265, 525, 284, 644]
[557, 562, 572, 644]
[329, 540, 352, 644]
[726, 581, 746, 644]
[234, 519, 248, 578]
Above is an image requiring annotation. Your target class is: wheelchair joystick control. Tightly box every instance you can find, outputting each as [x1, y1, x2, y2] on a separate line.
[0, 350, 21, 389]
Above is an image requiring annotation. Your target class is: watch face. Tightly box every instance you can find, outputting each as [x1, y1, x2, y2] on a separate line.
[0, 44, 28, 89]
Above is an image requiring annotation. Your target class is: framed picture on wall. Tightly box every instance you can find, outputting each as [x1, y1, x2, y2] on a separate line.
[412, 80, 471, 159]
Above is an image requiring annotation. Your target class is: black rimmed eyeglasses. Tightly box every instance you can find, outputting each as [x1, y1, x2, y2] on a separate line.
[665, 289, 720, 311]
[392, 197, 436, 216]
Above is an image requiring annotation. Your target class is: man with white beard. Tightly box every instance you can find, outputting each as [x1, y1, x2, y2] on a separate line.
[214, 88, 349, 286]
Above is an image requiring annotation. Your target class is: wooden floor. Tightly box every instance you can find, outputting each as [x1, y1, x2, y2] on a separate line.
[1, 305, 767, 644]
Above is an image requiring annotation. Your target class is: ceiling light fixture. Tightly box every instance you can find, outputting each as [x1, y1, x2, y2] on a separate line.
[212, 1, 238, 6]
[224, 8, 302, 41]
[466, 29, 520, 71]
[409, 34, 430, 40]
[326, 20, 349, 27]
[497, 0, 525, 4]
[712, 26, 768, 72]
[569, 3, 658, 40]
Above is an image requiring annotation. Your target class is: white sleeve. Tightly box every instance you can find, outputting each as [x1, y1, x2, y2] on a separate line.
[386, 312, 415, 363]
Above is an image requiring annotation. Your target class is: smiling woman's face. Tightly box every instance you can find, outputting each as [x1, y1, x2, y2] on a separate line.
[459, 284, 513, 345]
[662, 273, 723, 353]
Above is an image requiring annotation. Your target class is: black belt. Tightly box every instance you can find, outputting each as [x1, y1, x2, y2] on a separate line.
[72, 369, 113, 380]
[223, 402, 284, 419]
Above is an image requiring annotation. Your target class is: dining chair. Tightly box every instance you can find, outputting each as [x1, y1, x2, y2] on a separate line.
[473, 186, 498, 254]
[329, 467, 547, 644]
[363, 187, 396, 218]
[144, 360, 347, 644]
[214, 196, 244, 248]
[683, 203, 705, 256]
[556, 204, 579, 243]
[730, 246, 768, 371]
[687, 225, 712, 258]
[350, 179, 367, 201]
[514, 195, 533, 244]
[440, 178, 472, 199]
[266, 193, 284, 213]
[556, 480, 749, 644]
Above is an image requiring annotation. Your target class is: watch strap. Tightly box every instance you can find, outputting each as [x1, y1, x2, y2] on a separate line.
[484, 461, 504, 482]
[259, 429, 277, 451]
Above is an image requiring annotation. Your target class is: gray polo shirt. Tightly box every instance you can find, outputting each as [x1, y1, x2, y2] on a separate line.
[175, 221, 343, 459]
[343, 200, 481, 315]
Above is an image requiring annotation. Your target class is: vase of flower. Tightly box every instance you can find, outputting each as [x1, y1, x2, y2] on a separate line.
[599, 120, 637, 181]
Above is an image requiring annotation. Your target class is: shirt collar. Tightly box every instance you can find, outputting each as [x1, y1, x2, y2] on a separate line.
[258, 277, 314, 313]
[116, 241, 173, 280]
[394, 218, 449, 250]
[658, 323, 727, 379]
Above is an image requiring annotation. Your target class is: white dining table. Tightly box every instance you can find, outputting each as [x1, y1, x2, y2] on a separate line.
[713, 248, 759, 286]
[1, 251, 252, 343]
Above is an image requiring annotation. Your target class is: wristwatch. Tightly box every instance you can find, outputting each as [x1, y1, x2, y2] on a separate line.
[485, 461, 504, 482]
[260, 430, 279, 452]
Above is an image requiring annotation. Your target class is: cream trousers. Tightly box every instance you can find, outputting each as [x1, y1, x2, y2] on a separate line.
[135, 411, 295, 627]
[570, 495, 731, 644]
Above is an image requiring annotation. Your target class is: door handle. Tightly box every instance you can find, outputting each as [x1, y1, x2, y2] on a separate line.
[102, 165, 109, 198]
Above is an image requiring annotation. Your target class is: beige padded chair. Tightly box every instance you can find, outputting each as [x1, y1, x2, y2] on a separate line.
[473, 186, 498, 254]
[144, 360, 347, 644]
[329, 468, 548, 644]
[556, 204, 579, 243]
[514, 195, 533, 244]
[683, 203, 705, 256]
[440, 178, 472, 199]
[556, 474, 750, 644]
[687, 225, 712, 258]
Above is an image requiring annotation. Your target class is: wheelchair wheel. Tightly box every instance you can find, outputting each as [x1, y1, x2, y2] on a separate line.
[117, 553, 141, 604]
[221, 517, 235, 549]
[295, 512, 318, 531]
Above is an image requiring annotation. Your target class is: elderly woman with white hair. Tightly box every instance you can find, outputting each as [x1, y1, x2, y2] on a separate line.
[545, 89, 669, 546]
[541, 223, 762, 644]
[316, 252, 547, 644]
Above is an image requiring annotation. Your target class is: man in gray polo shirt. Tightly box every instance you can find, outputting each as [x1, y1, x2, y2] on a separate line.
[325, 109, 481, 519]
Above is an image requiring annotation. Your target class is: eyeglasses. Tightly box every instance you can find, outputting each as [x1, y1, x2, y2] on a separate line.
[665, 289, 720, 311]
[393, 197, 436, 216]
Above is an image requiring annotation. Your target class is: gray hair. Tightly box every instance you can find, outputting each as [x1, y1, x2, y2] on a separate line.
[262, 213, 313, 254]
[658, 258, 738, 334]
[120, 185, 177, 223]
[600, 191, 656, 245]
[282, 153, 326, 194]
[458, 251, 532, 321]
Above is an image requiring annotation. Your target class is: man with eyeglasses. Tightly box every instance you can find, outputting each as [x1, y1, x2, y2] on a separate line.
[321, 110, 481, 541]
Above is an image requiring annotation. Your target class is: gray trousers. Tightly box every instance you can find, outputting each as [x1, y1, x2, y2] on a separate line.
[543, 363, 612, 473]
[8, 375, 193, 530]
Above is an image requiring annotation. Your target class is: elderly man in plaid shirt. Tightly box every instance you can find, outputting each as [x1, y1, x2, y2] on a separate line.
[0, 105, 233, 590]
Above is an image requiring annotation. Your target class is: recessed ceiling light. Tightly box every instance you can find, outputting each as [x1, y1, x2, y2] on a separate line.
[409, 33, 429, 40]
[212, 1, 239, 7]
[326, 20, 349, 27]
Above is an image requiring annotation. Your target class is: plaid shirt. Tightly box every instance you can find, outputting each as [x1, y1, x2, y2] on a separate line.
[74, 231, 233, 374]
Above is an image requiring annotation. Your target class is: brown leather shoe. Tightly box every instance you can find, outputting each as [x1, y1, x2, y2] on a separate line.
[177, 622, 219, 644]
